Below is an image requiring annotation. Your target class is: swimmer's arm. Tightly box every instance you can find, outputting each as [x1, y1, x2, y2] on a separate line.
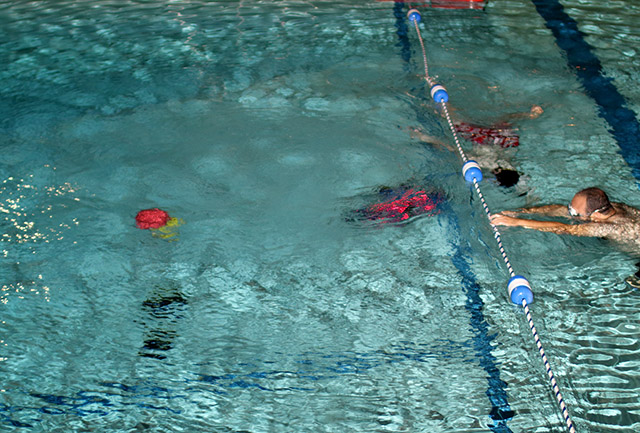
[500, 105, 544, 122]
[490, 215, 614, 237]
[409, 127, 455, 152]
[499, 205, 568, 218]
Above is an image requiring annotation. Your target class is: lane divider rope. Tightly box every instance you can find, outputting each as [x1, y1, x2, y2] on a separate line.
[407, 9, 576, 433]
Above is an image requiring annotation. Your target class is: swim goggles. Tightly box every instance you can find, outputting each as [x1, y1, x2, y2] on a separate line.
[568, 203, 610, 217]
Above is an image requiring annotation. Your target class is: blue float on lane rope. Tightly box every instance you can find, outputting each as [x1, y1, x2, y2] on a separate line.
[508, 275, 534, 305]
[407, 8, 421, 22]
[462, 160, 483, 182]
[430, 84, 449, 103]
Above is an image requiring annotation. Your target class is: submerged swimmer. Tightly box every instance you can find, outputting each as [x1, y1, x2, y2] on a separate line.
[454, 105, 543, 148]
[411, 105, 543, 189]
[347, 184, 445, 224]
[490, 187, 640, 287]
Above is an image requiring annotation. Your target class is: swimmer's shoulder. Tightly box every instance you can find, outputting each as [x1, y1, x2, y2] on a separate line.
[613, 203, 640, 221]
[596, 204, 640, 244]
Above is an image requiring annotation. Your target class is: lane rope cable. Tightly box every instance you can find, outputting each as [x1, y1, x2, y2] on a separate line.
[407, 9, 577, 433]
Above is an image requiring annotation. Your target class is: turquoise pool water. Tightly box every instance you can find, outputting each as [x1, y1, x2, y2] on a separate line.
[1, 1, 640, 432]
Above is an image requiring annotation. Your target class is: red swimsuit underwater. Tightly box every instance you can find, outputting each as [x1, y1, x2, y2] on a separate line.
[349, 186, 445, 224]
[454, 122, 519, 148]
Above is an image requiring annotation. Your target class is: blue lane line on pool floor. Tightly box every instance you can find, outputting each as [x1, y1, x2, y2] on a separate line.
[393, 3, 514, 431]
[531, 0, 640, 183]
[451, 231, 515, 433]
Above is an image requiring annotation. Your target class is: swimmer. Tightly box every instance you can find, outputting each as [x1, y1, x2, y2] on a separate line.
[410, 129, 524, 189]
[410, 105, 543, 190]
[455, 105, 544, 148]
[490, 187, 640, 287]
[410, 127, 523, 188]
[347, 184, 445, 224]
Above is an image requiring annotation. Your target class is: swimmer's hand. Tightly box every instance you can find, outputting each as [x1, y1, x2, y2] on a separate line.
[409, 126, 434, 142]
[490, 213, 521, 226]
[529, 105, 543, 119]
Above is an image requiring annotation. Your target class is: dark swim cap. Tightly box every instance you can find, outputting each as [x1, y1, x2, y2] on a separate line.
[493, 168, 520, 188]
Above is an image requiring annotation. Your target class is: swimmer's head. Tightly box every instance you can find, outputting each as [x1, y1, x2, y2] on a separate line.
[569, 187, 613, 218]
[492, 168, 520, 188]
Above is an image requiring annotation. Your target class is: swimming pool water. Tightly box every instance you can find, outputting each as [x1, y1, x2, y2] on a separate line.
[1, 1, 640, 432]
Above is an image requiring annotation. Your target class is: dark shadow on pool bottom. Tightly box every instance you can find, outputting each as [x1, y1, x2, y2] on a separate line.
[138, 285, 188, 360]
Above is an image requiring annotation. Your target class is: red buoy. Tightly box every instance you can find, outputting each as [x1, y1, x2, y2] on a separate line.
[135, 208, 170, 229]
